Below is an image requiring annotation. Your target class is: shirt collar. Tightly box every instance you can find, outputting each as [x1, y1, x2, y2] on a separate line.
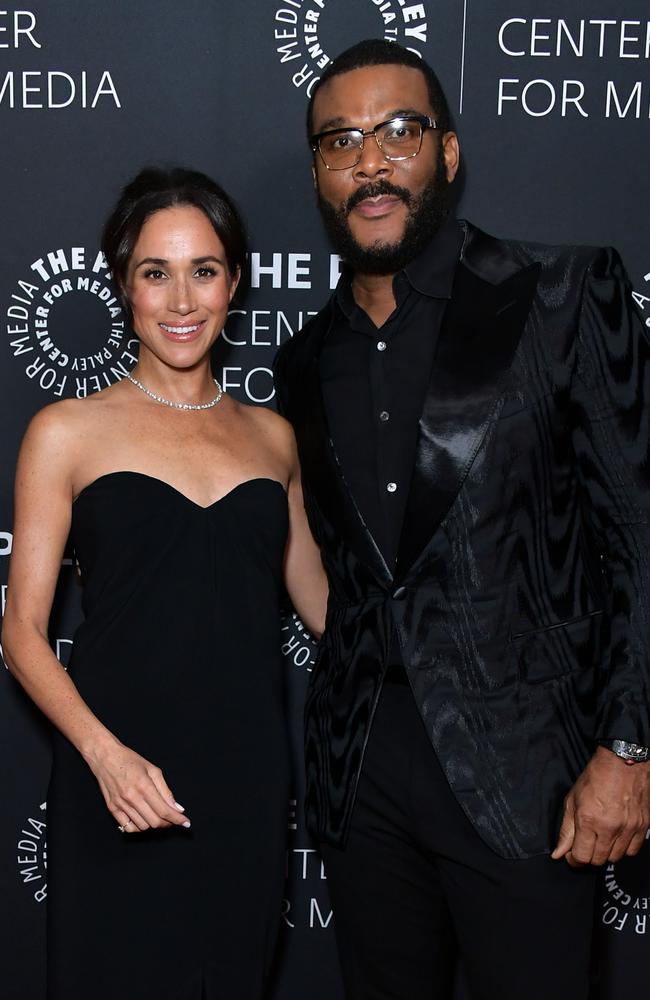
[335, 215, 463, 321]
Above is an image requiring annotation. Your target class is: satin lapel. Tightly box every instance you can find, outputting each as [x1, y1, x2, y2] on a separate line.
[394, 256, 541, 581]
[294, 323, 393, 588]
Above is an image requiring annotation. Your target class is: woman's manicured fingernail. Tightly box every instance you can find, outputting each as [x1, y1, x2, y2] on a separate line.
[182, 820, 191, 828]
[174, 802, 185, 812]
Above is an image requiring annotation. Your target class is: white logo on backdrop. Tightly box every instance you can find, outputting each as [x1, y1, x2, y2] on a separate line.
[17, 801, 47, 904]
[281, 611, 319, 672]
[4, 247, 138, 400]
[280, 613, 331, 929]
[0, 9, 122, 111]
[273, 0, 429, 97]
[0, 532, 12, 557]
[495, 16, 650, 119]
[601, 834, 650, 937]
[633, 271, 650, 331]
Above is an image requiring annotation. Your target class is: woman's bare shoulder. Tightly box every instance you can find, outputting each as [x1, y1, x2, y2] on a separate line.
[238, 400, 292, 434]
[238, 401, 296, 452]
[22, 386, 123, 451]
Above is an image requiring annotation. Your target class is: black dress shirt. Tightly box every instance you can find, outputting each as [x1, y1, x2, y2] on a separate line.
[320, 216, 464, 569]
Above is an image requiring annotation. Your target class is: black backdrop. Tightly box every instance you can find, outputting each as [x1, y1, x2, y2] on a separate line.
[1, 2, 649, 998]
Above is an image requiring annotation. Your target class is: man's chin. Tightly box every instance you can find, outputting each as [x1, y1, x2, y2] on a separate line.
[347, 239, 409, 276]
[349, 221, 405, 255]
[319, 191, 448, 276]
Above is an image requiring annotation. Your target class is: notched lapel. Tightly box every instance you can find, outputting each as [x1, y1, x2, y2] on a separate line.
[394, 257, 541, 580]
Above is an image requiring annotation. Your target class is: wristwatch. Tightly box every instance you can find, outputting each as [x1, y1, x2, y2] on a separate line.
[598, 739, 650, 765]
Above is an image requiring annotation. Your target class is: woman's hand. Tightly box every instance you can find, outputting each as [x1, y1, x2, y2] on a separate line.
[86, 741, 190, 833]
[1, 403, 190, 837]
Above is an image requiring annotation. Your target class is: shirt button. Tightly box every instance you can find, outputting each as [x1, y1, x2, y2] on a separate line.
[379, 410, 390, 422]
[377, 341, 387, 352]
[386, 482, 397, 493]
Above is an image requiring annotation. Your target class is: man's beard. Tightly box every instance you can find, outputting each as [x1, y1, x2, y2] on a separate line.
[317, 147, 450, 276]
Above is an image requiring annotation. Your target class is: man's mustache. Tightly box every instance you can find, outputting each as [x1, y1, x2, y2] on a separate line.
[345, 181, 413, 215]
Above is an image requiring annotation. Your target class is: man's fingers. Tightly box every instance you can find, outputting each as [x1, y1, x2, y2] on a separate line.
[551, 806, 575, 859]
[625, 830, 649, 858]
[565, 825, 597, 867]
[564, 851, 587, 868]
[592, 834, 621, 866]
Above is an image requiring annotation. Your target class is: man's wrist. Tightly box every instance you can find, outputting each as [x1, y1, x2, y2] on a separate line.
[598, 739, 650, 765]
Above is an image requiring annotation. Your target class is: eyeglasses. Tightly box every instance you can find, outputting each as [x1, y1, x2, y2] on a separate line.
[310, 114, 439, 171]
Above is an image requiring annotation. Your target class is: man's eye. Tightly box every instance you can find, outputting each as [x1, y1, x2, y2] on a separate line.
[332, 134, 354, 150]
[385, 124, 415, 141]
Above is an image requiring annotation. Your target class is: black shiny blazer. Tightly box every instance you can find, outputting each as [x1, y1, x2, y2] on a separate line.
[274, 221, 650, 859]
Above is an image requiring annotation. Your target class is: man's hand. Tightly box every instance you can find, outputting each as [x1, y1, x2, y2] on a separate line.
[551, 746, 650, 866]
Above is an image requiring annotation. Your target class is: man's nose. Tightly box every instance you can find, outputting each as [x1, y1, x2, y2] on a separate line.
[353, 134, 393, 181]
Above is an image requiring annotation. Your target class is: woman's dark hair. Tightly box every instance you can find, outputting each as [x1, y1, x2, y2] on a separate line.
[306, 39, 451, 138]
[102, 167, 246, 314]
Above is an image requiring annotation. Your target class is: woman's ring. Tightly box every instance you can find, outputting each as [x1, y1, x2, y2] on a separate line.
[118, 820, 131, 833]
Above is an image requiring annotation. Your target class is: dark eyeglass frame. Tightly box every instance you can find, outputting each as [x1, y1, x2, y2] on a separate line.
[310, 114, 439, 170]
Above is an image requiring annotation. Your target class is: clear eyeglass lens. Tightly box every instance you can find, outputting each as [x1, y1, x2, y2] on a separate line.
[319, 118, 423, 168]
[378, 119, 423, 156]
[319, 130, 363, 168]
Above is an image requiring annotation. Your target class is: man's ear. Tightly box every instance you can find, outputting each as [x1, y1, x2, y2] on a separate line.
[442, 132, 460, 183]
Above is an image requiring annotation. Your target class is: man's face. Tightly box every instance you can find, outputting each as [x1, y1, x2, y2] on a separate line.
[311, 64, 459, 274]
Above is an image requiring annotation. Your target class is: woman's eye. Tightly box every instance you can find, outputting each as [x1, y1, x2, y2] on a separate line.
[195, 266, 217, 278]
[143, 268, 166, 280]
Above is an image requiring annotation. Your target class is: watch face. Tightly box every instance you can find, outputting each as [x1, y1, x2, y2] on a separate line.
[613, 740, 650, 763]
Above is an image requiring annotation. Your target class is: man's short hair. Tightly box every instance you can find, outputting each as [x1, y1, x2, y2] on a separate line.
[306, 38, 452, 139]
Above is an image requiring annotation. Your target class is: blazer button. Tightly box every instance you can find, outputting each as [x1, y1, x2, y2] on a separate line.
[392, 586, 407, 600]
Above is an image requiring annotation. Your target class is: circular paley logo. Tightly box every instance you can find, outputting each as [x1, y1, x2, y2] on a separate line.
[273, 0, 429, 97]
[281, 610, 319, 672]
[4, 246, 138, 401]
[16, 801, 47, 904]
[632, 271, 650, 331]
[601, 835, 650, 937]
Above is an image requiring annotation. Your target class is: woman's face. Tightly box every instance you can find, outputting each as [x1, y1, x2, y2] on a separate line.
[125, 204, 239, 369]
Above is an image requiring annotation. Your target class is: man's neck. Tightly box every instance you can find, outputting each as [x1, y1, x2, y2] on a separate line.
[351, 271, 396, 329]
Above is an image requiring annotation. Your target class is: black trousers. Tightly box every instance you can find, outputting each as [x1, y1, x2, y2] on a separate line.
[319, 678, 596, 1000]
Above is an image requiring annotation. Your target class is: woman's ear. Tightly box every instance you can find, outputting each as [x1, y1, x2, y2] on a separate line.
[229, 266, 241, 301]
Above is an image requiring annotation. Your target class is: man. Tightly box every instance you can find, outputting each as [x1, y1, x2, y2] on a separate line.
[274, 39, 650, 1000]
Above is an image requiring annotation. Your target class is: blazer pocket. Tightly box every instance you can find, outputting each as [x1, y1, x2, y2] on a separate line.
[511, 610, 604, 684]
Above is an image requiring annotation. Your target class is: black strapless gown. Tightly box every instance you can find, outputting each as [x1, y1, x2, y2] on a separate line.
[47, 473, 290, 1000]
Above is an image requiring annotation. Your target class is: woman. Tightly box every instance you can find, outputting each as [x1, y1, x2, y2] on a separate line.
[2, 167, 327, 999]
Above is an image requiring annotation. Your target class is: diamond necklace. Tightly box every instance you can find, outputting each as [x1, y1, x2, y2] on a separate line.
[125, 373, 224, 411]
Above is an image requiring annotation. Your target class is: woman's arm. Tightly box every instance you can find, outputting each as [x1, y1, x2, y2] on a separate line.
[284, 439, 328, 640]
[2, 405, 188, 833]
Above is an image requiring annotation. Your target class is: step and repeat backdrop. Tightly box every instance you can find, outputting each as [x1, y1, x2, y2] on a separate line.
[1, 2, 648, 998]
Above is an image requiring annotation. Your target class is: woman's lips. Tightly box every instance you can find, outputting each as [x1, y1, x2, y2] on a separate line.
[158, 320, 205, 342]
[352, 195, 403, 218]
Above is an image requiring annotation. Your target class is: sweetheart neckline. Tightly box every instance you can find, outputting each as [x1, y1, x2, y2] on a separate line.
[73, 472, 286, 511]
